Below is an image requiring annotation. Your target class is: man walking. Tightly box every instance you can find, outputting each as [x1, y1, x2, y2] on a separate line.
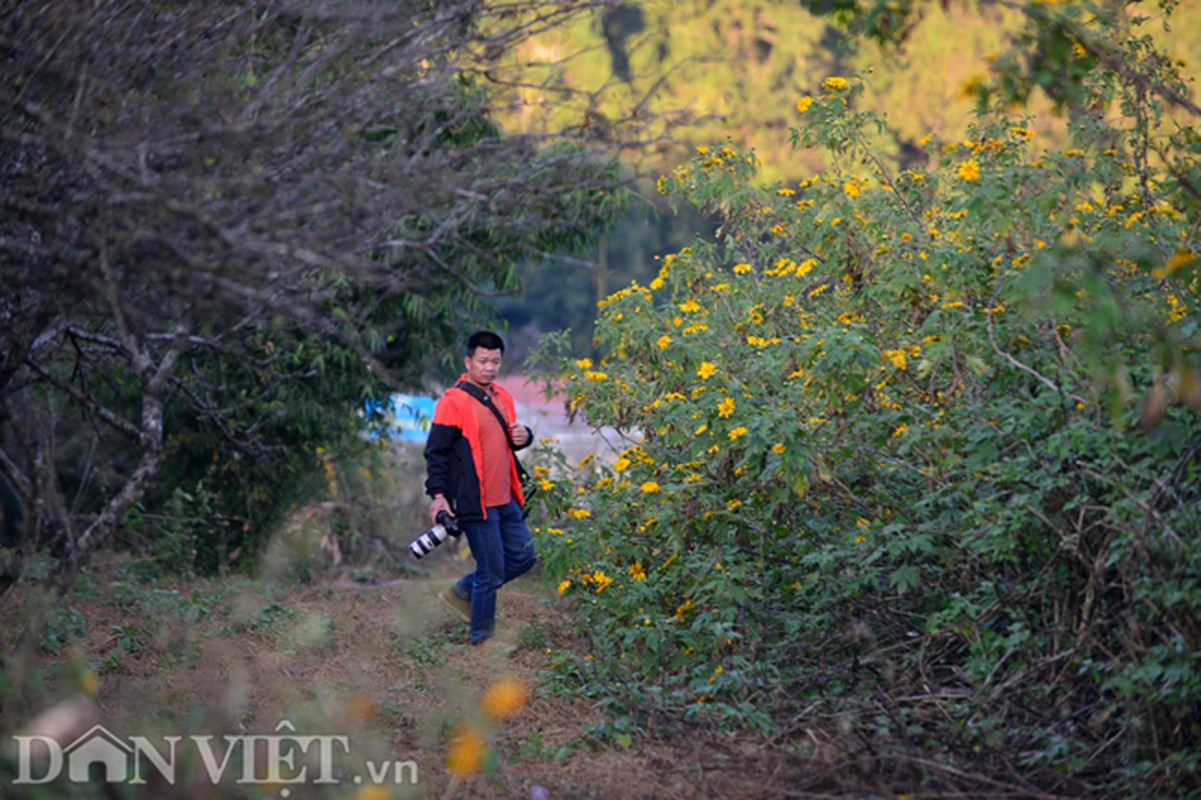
[424, 331, 537, 645]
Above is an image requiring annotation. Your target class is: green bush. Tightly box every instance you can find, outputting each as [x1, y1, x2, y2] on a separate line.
[530, 53, 1200, 797]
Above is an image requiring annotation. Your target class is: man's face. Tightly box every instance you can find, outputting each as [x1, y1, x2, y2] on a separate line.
[465, 347, 503, 387]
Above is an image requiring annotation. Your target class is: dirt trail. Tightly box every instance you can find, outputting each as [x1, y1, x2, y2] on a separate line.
[5, 558, 798, 799]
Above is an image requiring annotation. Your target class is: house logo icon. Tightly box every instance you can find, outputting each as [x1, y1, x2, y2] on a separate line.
[64, 725, 133, 783]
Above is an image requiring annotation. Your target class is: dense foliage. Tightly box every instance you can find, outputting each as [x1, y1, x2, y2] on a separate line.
[528, 7, 1201, 794]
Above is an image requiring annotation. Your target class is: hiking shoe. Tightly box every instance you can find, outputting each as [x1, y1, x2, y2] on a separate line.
[438, 586, 471, 624]
[472, 636, 518, 657]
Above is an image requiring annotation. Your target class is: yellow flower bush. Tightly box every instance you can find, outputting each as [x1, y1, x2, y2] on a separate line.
[529, 56, 1200, 789]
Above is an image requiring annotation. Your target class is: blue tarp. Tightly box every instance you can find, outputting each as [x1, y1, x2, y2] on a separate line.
[364, 394, 437, 441]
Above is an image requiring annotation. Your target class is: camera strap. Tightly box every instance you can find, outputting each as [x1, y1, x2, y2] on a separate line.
[453, 382, 535, 503]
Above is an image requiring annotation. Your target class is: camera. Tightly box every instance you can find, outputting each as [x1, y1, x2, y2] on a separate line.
[408, 510, 462, 559]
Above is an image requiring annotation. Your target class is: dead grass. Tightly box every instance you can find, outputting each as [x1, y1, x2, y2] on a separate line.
[1, 551, 934, 799]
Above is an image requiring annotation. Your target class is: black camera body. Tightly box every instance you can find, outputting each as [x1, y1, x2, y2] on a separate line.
[408, 510, 462, 559]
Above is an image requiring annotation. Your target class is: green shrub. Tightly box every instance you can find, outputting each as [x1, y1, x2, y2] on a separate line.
[530, 51, 1200, 797]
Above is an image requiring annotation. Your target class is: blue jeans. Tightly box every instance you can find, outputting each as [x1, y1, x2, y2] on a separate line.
[454, 500, 537, 644]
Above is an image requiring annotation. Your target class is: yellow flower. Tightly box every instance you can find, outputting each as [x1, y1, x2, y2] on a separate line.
[695, 424, 708, 435]
[772, 443, 785, 455]
[629, 562, 646, 581]
[575, 358, 593, 369]
[727, 426, 748, 441]
[697, 362, 718, 379]
[657, 334, 672, 350]
[557, 579, 572, 594]
[567, 508, 592, 519]
[881, 349, 907, 370]
[717, 397, 735, 418]
[1165, 249, 1196, 275]
[822, 76, 849, 91]
[679, 298, 701, 313]
[892, 423, 909, 437]
[733, 262, 753, 274]
[538, 478, 555, 492]
[674, 598, 695, 619]
[796, 95, 814, 112]
[446, 724, 487, 775]
[592, 570, 614, 592]
[726, 499, 743, 511]
[356, 787, 392, 800]
[584, 370, 608, 382]
[641, 481, 662, 494]
[843, 179, 862, 198]
[958, 159, 982, 181]
[482, 678, 529, 721]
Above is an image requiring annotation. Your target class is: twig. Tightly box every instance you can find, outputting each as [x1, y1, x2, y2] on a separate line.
[985, 308, 1088, 406]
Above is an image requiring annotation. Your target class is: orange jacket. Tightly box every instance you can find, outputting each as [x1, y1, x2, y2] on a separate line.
[423, 376, 530, 521]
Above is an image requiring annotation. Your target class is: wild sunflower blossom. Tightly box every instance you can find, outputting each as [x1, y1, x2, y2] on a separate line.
[796, 95, 814, 112]
[881, 349, 908, 370]
[717, 397, 736, 417]
[822, 76, 849, 91]
[697, 362, 718, 379]
[481, 678, 529, 721]
[446, 725, 487, 776]
[592, 570, 614, 592]
[958, 159, 982, 181]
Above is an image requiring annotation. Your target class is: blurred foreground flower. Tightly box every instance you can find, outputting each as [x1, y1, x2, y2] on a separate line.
[481, 677, 529, 721]
[446, 723, 487, 775]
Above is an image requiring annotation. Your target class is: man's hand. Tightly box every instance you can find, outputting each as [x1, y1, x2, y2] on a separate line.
[509, 423, 530, 447]
[429, 495, 451, 525]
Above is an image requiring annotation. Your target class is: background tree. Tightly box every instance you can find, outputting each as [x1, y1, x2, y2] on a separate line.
[0, 0, 628, 596]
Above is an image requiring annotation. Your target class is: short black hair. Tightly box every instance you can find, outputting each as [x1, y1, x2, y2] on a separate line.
[466, 330, 505, 355]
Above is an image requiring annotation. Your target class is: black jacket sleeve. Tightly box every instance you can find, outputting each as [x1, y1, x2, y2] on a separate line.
[423, 422, 458, 498]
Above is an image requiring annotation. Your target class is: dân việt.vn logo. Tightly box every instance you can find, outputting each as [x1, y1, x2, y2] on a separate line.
[9, 719, 418, 792]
